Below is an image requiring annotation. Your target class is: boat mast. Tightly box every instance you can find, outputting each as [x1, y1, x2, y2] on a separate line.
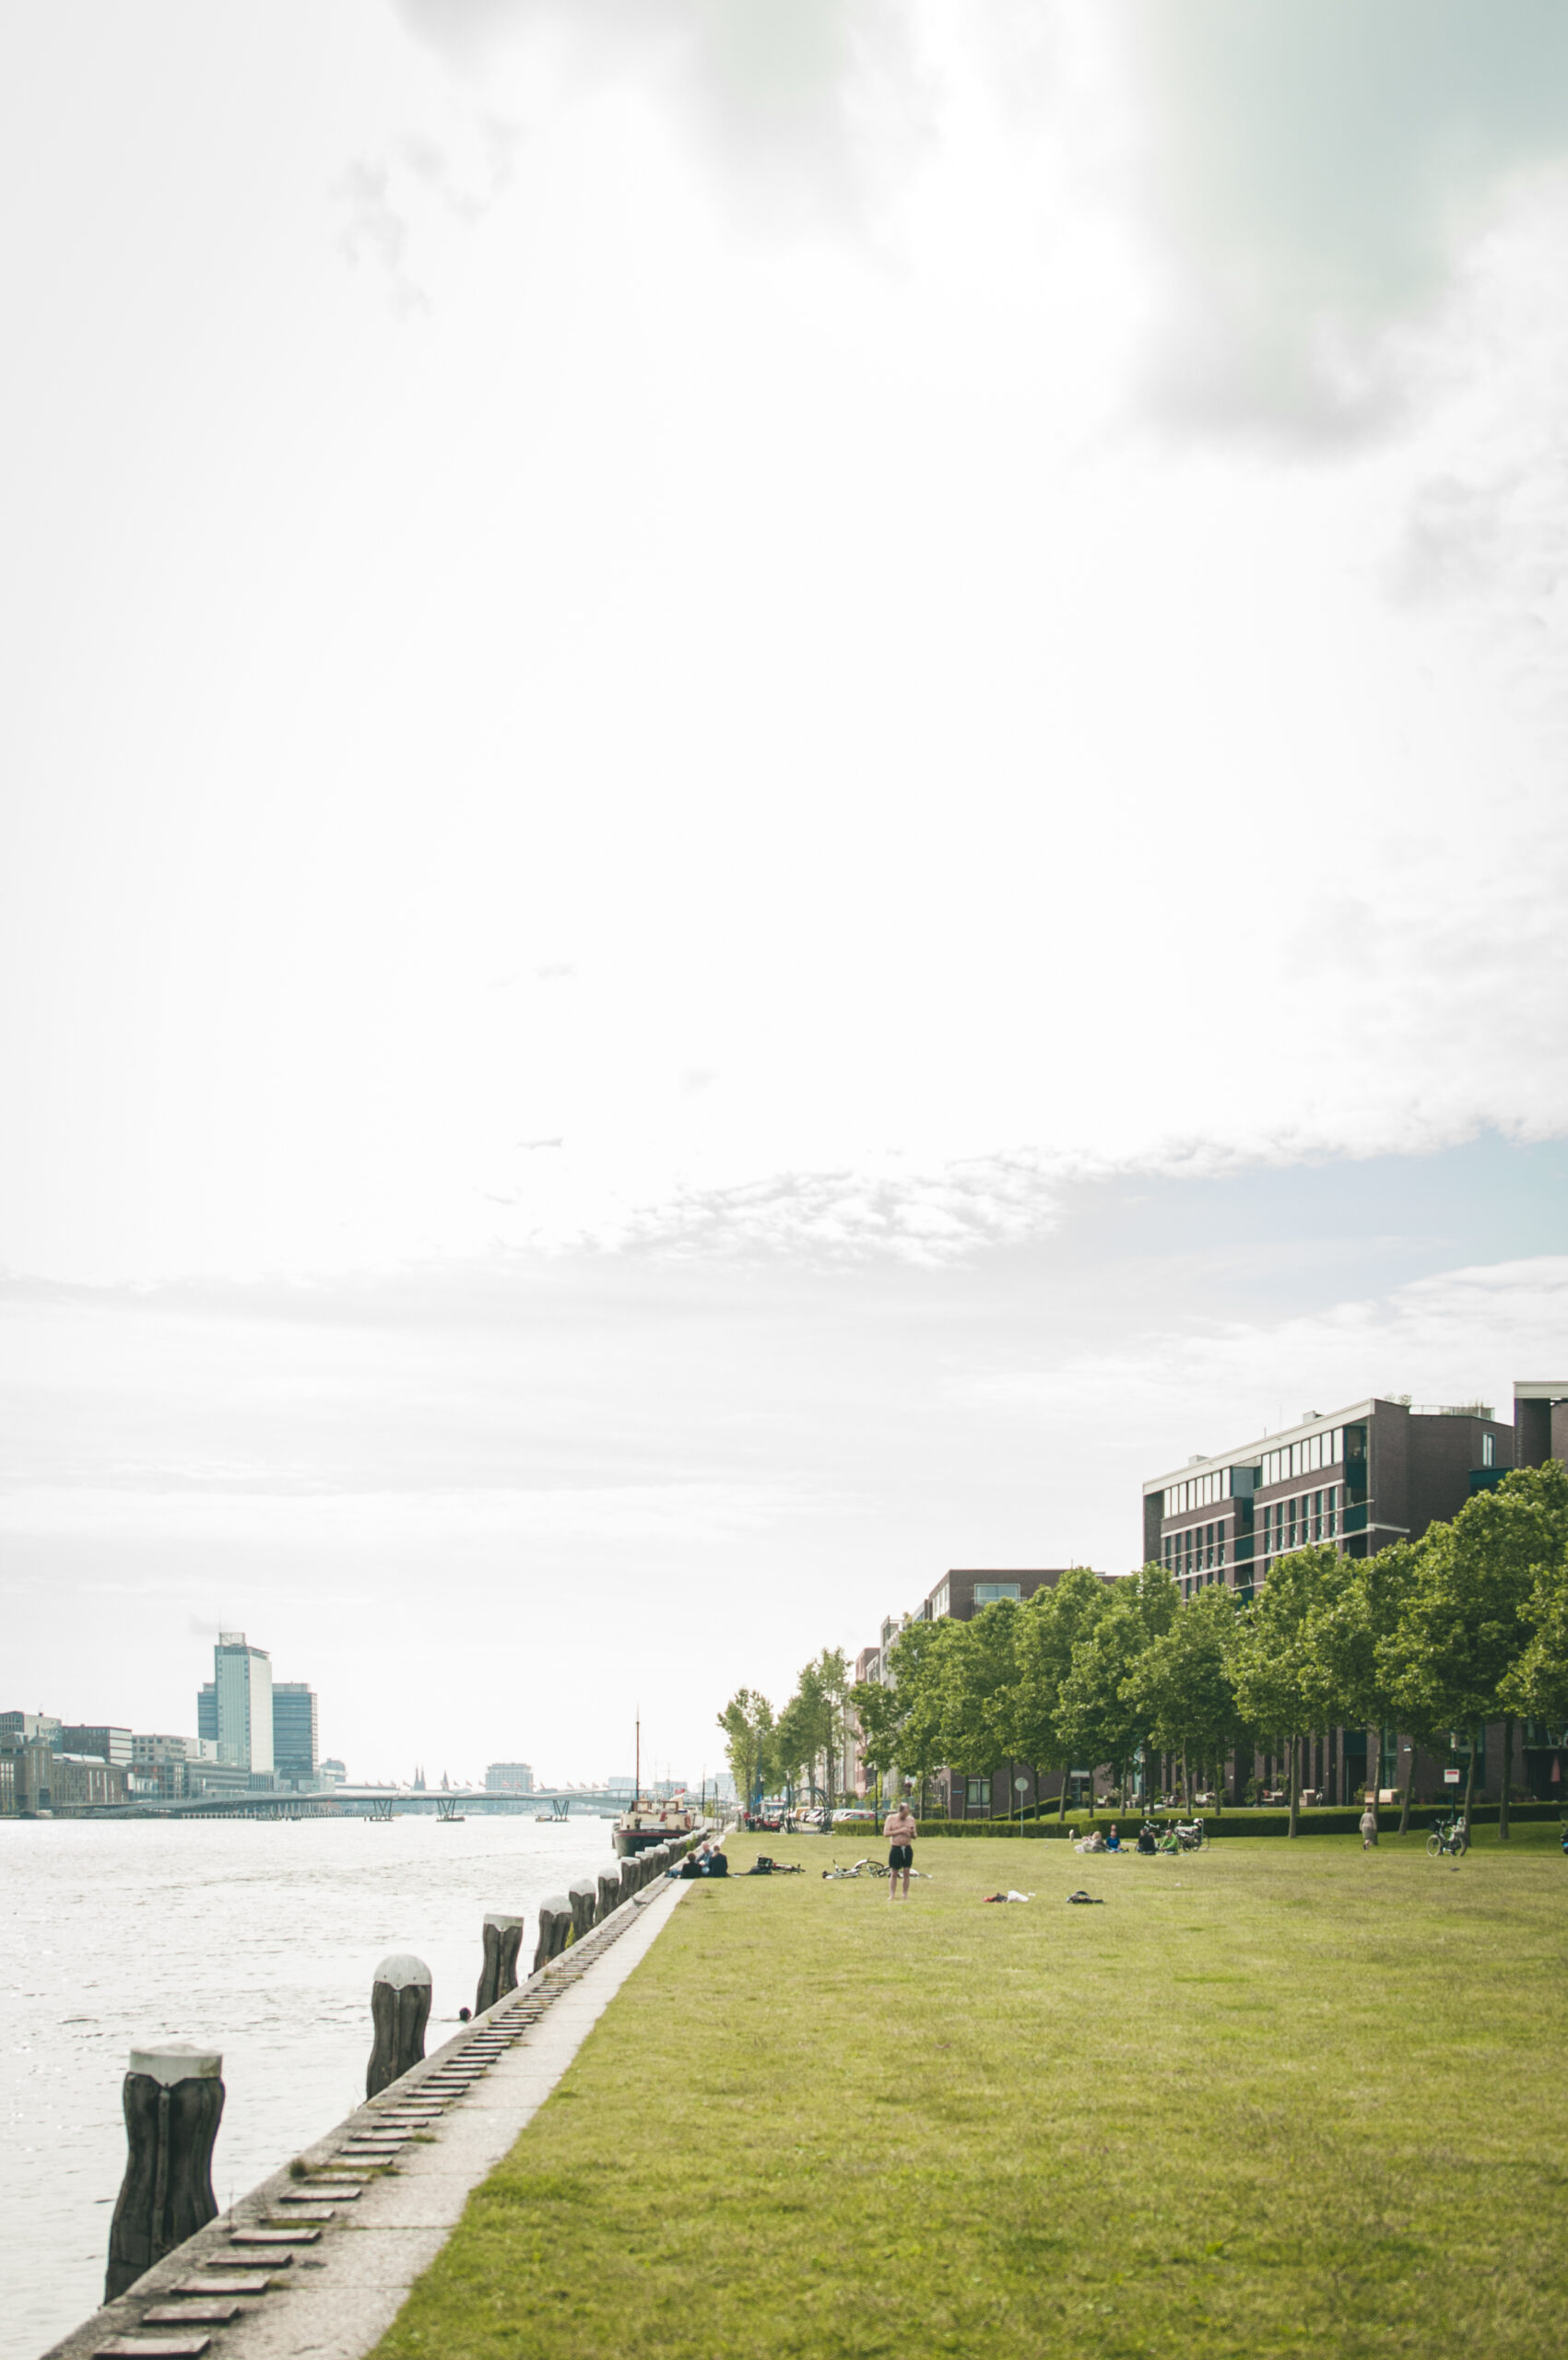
[635, 1712, 641, 1810]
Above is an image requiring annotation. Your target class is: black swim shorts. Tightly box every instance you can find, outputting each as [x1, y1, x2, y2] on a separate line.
[889, 1842, 914, 1870]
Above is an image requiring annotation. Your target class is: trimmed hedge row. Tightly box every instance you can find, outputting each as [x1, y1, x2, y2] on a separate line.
[913, 1801, 1564, 1839]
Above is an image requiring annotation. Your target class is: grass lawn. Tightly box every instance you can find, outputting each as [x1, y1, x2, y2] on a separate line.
[372, 1825, 1568, 2360]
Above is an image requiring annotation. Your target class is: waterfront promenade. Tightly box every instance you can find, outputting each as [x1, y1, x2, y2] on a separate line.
[371, 1829, 1565, 2360]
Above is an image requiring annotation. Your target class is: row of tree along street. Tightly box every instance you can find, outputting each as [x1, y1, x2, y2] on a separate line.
[719, 1463, 1568, 1838]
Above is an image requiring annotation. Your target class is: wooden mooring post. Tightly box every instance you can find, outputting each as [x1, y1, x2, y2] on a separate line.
[367, 1953, 432, 2097]
[532, 1894, 572, 1973]
[105, 2043, 224, 2301]
[475, 1913, 524, 2015]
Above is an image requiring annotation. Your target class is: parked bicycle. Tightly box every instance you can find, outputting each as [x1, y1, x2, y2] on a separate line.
[1426, 1815, 1468, 1858]
[1173, 1818, 1207, 1851]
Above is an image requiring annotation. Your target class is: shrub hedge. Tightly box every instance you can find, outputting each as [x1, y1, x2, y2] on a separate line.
[912, 1801, 1564, 1839]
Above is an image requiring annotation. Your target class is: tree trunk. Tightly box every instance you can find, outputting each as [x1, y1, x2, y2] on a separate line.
[1397, 1742, 1414, 1837]
[1463, 1720, 1480, 1822]
[1287, 1734, 1300, 1837]
[1057, 1766, 1069, 1822]
[1499, 1716, 1514, 1839]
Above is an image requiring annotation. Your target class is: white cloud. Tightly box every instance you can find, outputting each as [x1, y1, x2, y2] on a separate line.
[970, 1254, 1568, 1478]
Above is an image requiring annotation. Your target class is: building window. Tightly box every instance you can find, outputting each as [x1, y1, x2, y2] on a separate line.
[1482, 1433, 1495, 1467]
[932, 1582, 950, 1618]
[966, 1778, 991, 1808]
[973, 1582, 1022, 1605]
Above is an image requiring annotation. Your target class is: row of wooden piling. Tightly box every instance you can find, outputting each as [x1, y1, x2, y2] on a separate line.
[105, 1832, 700, 2302]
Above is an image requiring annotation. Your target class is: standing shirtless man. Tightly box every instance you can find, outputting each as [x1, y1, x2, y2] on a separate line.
[883, 1792, 919, 1901]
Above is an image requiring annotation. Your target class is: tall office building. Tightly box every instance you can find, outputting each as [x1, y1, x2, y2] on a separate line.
[484, 1763, 535, 1794]
[272, 1682, 319, 1787]
[204, 1633, 274, 1775]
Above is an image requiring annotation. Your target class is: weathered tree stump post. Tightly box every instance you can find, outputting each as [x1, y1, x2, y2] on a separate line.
[569, 1881, 597, 1941]
[366, 1953, 432, 2097]
[105, 2044, 225, 2300]
[618, 1857, 640, 1905]
[475, 1914, 524, 2016]
[596, 1868, 621, 1922]
[533, 1894, 572, 1973]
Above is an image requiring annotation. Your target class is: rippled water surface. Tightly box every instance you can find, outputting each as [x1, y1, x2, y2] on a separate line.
[0, 1812, 619, 2360]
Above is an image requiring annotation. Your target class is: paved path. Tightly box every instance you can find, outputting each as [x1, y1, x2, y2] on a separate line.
[44, 1876, 693, 2360]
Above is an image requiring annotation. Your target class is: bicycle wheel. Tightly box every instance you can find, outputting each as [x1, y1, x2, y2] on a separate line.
[1453, 1831, 1468, 1856]
[869, 1862, 889, 1878]
[1425, 1833, 1443, 1858]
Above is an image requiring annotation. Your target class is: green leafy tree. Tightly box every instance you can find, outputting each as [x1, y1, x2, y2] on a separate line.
[1498, 1460, 1568, 1731]
[876, 1617, 961, 1818]
[1228, 1544, 1338, 1835]
[1123, 1585, 1249, 1811]
[847, 1674, 902, 1808]
[1391, 1463, 1568, 1834]
[937, 1599, 1021, 1815]
[1012, 1567, 1114, 1818]
[784, 1648, 850, 1820]
[715, 1689, 775, 1813]
[1303, 1540, 1436, 1833]
[1057, 1564, 1178, 1811]
[772, 1689, 814, 1812]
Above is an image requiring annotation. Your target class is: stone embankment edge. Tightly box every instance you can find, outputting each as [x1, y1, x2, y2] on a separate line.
[41, 1829, 713, 2360]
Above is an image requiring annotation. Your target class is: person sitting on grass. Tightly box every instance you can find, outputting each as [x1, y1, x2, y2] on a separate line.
[1137, 1822, 1158, 1854]
[883, 1795, 919, 1901]
[1106, 1823, 1122, 1851]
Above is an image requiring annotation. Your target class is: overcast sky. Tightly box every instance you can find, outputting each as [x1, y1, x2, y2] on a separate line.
[3, 2, 1565, 1786]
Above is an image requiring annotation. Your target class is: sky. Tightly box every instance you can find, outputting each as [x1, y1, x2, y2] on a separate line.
[2, 1, 1565, 1786]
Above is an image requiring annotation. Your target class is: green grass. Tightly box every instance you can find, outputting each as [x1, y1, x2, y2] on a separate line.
[372, 1828, 1568, 2360]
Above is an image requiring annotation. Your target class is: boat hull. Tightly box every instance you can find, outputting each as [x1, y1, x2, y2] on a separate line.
[613, 1824, 693, 1856]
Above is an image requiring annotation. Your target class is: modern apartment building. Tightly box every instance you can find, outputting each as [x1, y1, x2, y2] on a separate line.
[1141, 1382, 1564, 1603]
[272, 1682, 320, 1788]
[1139, 1377, 1568, 1802]
[921, 1568, 1078, 1622]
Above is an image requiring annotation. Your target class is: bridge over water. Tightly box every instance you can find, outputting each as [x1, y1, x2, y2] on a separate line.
[100, 1786, 635, 1823]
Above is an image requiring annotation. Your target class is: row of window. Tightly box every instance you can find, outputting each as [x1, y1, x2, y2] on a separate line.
[1263, 1487, 1341, 1554]
[1162, 1421, 1368, 1515]
[1260, 1427, 1355, 1488]
[1166, 1466, 1229, 1513]
[1164, 1521, 1226, 1576]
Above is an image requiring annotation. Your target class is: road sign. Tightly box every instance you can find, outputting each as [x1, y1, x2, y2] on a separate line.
[1444, 1768, 1461, 1784]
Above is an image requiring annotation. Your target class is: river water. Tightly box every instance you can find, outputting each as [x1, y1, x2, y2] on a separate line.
[0, 1812, 620, 2360]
